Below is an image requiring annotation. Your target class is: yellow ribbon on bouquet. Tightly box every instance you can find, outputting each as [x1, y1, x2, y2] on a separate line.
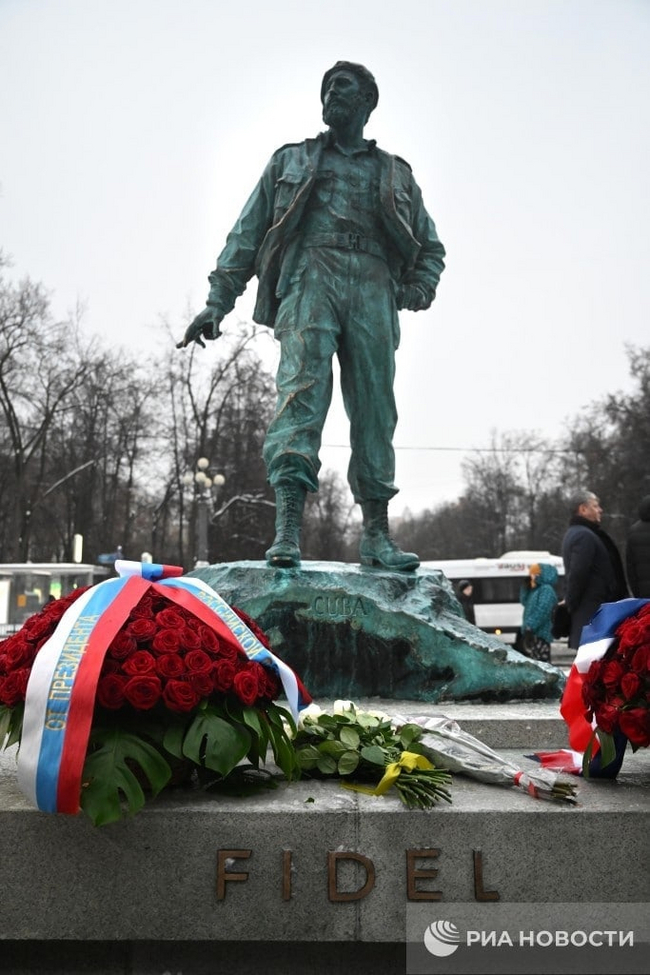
[344, 751, 434, 797]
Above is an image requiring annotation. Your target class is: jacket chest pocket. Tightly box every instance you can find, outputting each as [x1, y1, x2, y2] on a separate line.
[273, 174, 302, 220]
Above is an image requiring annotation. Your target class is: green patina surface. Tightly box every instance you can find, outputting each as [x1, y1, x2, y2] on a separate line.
[192, 561, 564, 703]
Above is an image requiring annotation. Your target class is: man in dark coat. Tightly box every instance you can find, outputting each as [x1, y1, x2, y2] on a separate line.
[180, 62, 445, 571]
[625, 495, 650, 597]
[561, 490, 628, 648]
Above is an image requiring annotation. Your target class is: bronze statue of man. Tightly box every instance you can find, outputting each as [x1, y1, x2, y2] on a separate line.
[180, 61, 445, 571]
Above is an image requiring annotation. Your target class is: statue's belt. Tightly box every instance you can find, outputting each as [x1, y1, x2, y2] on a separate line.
[302, 232, 387, 262]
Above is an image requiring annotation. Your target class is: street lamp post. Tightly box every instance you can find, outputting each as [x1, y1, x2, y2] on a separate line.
[182, 458, 225, 569]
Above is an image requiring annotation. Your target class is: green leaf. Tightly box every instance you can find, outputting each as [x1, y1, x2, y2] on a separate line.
[182, 707, 252, 777]
[399, 724, 421, 748]
[1, 703, 24, 748]
[0, 706, 12, 745]
[337, 750, 360, 775]
[162, 716, 191, 760]
[319, 739, 347, 758]
[80, 727, 172, 826]
[316, 754, 337, 775]
[596, 727, 617, 769]
[267, 719, 299, 780]
[360, 744, 387, 766]
[296, 744, 321, 769]
[339, 726, 360, 749]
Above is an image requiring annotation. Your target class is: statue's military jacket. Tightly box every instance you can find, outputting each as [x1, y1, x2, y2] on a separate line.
[207, 132, 446, 328]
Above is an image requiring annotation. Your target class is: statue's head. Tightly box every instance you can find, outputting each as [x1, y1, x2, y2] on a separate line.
[320, 61, 379, 126]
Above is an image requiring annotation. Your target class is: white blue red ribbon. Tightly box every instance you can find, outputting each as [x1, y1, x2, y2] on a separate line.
[18, 574, 150, 813]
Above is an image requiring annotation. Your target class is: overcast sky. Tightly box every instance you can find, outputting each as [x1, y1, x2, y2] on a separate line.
[1, 0, 648, 516]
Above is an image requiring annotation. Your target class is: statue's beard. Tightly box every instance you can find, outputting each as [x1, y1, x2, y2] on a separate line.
[323, 98, 363, 129]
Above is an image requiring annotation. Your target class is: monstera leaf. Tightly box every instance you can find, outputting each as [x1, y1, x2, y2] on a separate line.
[81, 726, 172, 826]
[181, 705, 252, 777]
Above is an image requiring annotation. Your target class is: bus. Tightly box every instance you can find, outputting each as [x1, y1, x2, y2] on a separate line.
[420, 551, 565, 645]
[0, 563, 108, 637]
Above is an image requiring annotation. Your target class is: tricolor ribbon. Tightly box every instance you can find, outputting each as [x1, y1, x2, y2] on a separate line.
[535, 598, 649, 774]
[17, 565, 310, 815]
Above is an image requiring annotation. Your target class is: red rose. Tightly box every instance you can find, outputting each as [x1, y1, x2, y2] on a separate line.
[152, 628, 182, 655]
[233, 667, 260, 706]
[213, 641, 241, 664]
[108, 630, 138, 660]
[122, 650, 157, 676]
[188, 671, 214, 697]
[616, 618, 647, 651]
[185, 650, 212, 675]
[601, 660, 624, 689]
[124, 675, 162, 710]
[101, 658, 121, 675]
[162, 679, 201, 713]
[126, 617, 158, 643]
[262, 668, 281, 700]
[631, 645, 650, 674]
[620, 672, 642, 702]
[2, 637, 36, 670]
[96, 674, 128, 710]
[212, 659, 236, 692]
[618, 707, 650, 748]
[22, 613, 56, 642]
[594, 703, 620, 734]
[130, 596, 155, 619]
[155, 608, 185, 630]
[0, 668, 30, 706]
[197, 625, 220, 655]
[179, 626, 202, 652]
[155, 654, 186, 678]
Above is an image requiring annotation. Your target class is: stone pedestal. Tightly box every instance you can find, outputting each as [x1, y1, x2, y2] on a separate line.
[0, 701, 648, 974]
[192, 561, 564, 702]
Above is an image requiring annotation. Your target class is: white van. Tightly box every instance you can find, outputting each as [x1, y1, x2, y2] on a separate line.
[420, 551, 564, 644]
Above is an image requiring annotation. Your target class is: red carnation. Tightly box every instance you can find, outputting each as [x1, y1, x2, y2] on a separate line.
[124, 675, 162, 710]
[162, 679, 201, 713]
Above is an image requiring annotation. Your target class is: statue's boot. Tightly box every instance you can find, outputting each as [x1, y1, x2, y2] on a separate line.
[265, 482, 306, 568]
[359, 500, 420, 572]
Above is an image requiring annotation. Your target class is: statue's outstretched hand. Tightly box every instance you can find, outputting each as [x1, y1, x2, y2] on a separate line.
[177, 307, 223, 349]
